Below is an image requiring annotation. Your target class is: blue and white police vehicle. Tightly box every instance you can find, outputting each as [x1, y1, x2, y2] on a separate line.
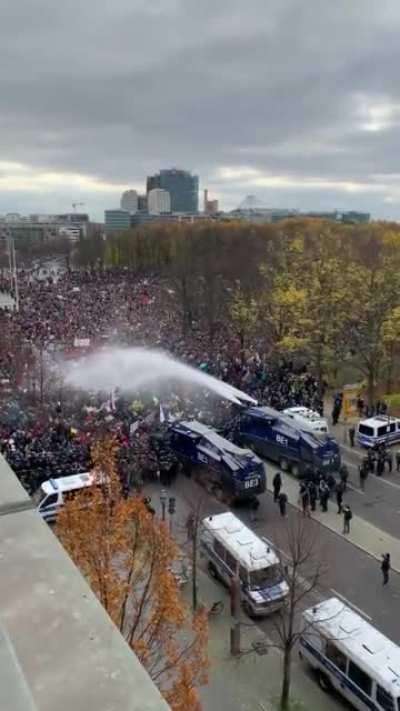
[283, 406, 329, 435]
[357, 415, 400, 449]
[300, 597, 400, 711]
[169, 420, 266, 503]
[236, 406, 340, 477]
[201, 512, 288, 617]
[34, 472, 97, 522]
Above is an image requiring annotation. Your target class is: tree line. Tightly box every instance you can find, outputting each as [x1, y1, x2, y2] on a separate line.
[74, 218, 400, 403]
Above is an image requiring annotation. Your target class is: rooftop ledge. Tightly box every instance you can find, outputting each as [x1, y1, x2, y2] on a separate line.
[0, 455, 170, 711]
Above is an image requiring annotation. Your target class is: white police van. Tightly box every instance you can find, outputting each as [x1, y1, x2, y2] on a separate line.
[34, 472, 98, 522]
[200, 512, 288, 617]
[300, 597, 400, 710]
[357, 416, 400, 448]
[283, 406, 329, 435]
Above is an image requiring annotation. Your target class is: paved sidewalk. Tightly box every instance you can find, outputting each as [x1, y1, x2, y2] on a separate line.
[270, 471, 400, 573]
[145, 481, 351, 709]
[182, 565, 347, 711]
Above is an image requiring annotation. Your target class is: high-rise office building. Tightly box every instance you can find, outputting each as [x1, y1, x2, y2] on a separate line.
[146, 168, 199, 213]
[120, 190, 138, 213]
[148, 189, 171, 215]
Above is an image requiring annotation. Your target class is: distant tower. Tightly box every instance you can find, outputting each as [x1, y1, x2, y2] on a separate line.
[120, 190, 138, 214]
[203, 188, 219, 214]
[148, 188, 171, 215]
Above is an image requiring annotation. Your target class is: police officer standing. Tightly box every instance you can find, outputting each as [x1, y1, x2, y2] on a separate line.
[308, 480, 318, 512]
[278, 491, 288, 517]
[335, 482, 344, 514]
[381, 553, 391, 586]
[273, 471, 282, 502]
[385, 451, 393, 474]
[319, 480, 330, 512]
[348, 424, 356, 448]
[342, 505, 352, 534]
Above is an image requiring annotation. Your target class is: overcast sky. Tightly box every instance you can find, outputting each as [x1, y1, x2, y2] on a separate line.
[2, 0, 400, 220]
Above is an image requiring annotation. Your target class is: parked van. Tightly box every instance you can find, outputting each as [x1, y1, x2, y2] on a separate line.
[300, 597, 400, 710]
[34, 472, 99, 522]
[357, 415, 400, 448]
[200, 512, 288, 617]
[283, 406, 329, 435]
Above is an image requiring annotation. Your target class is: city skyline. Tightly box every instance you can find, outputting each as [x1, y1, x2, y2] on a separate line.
[3, 1, 400, 221]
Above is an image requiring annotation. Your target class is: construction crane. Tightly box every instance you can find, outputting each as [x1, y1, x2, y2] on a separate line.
[72, 202, 84, 212]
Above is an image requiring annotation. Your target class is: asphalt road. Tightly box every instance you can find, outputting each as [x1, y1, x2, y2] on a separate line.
[164, 474, 400, 647]
[338, 440, 400, 539]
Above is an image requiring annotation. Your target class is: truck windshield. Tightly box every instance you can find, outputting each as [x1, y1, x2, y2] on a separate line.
[250, 564, 281, 590]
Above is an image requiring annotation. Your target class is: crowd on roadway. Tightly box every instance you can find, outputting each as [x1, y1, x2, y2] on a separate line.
[0, 265, 395, 506]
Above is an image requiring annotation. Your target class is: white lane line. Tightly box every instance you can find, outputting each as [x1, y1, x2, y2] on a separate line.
[341, 444, 363, 457]
[374, 478, 400, 491]
[330, 588, 372, 621]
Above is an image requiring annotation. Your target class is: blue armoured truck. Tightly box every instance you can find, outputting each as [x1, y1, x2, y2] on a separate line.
[169, 420, 266, 503]
[234, 406, 341, 477]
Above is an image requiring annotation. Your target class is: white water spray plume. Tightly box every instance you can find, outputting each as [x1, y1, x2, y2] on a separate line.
[63, 347, 256, 406]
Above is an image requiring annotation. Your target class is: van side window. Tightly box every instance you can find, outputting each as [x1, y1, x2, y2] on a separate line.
[348, 660, 372, 697]
[376, 685, 395, 711]
[325, 641, 347, 673]
[41, 493, 58, 509]
[225, 551, 237, 575]
[213, 539, 226, 560]
[389, 423, 396, 434]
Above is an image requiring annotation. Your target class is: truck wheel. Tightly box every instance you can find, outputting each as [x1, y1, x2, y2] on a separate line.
[242, 600, 255, 618]
[318, 671, 332, 692]
[280, 458, 289, 472]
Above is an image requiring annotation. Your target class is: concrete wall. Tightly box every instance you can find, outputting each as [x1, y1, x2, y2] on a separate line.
[0, 455, 170, 711]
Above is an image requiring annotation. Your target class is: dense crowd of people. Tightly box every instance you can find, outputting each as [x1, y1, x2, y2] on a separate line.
[0, 266, 327, 495]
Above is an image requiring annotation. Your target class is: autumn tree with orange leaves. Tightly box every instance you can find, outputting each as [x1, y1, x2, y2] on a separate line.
[56, 436, 208, 710]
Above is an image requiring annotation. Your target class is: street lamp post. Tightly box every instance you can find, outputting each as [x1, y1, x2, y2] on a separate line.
[160, 489, 167, 521]
[168, 496, 176, 534]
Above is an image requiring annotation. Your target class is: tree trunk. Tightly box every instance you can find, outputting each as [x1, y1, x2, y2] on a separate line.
[367, 367, 375, 408]
[386, 344, 394, 395]
[192, 526, 198, 612]
[280, 646, 292, 711]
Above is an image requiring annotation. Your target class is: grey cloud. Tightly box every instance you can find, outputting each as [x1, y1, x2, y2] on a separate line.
[1, 0, 400, 218]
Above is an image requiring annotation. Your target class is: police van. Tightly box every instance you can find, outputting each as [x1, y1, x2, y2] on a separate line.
[300, 597, 400, 710]
[283, 406, 329, 435]
[200, 512, 288, 617]
[357, 416, 400, 448]
[34, 472, 99, 522]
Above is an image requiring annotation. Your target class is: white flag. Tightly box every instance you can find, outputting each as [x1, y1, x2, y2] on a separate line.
[159, 404, 166, 424]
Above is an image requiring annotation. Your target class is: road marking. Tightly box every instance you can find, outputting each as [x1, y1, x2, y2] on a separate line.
[330, 588, 372, 621]
[341, 444, 363, 458]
